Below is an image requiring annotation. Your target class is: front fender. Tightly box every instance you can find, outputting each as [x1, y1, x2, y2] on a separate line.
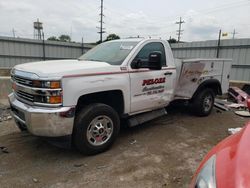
[61, 74, 130, 114]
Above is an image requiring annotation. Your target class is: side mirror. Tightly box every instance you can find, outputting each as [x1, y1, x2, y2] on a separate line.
[148, 52, 162, 70]
[131, 52, 162, 70]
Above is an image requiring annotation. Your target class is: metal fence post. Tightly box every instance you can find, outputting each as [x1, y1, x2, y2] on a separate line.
[216, 30, 221, 58]
[81, 37, 84, 55]
[42, 32, 46, 61]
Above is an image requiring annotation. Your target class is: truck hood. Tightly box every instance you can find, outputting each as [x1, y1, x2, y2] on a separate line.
[14, 59, 116, 78]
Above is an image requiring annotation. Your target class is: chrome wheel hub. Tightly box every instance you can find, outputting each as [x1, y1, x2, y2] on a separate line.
[203, 95, 213, 112]
[87, 116, 113, 146]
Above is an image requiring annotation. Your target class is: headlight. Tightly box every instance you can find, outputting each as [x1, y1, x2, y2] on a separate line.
[32, 80, 61, 89]
[11, 68, 15, 75]
[32, 80, 62, 104]
[195, 155, 216, 188]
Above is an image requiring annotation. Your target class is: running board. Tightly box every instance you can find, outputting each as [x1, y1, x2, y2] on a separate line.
[128, 108, 167, 127]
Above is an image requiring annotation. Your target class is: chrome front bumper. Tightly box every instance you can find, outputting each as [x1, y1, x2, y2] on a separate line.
[8, 93, 75, 137]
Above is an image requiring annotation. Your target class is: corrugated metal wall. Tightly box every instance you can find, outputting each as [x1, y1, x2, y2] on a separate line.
[0, 36, 94, 68]
[171, 38, 250, 81]
[0, 36, 250, 81]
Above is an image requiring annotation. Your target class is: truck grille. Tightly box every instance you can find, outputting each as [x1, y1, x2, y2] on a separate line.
[11, 75, 34, 104]
[11, 75, 33, 87]
[16, 90, 34, 102]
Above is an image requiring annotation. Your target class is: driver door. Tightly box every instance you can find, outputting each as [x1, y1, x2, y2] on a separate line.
[129, 42, 174, 114]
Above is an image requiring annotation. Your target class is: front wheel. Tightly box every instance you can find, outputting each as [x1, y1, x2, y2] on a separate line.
[73, 103, 120, 155]
[192, 88, 215, 117]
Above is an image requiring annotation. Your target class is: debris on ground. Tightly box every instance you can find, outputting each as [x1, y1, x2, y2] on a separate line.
[0, 146, 9, 154]
[130, 139, 137, 145]
[214, 102, 229, 111]
[172, 176, 181, 184]
[216, 110, 222, 113]
[0, 104, 12, 123]
[234, 110, 250, 117]
[215, 98, 233, 111]
[96, 165, 108, 169]
[215, 97, 250, 116]
[32, 178, 39, 183]
[74, 163, 88, 168]
[227, 103, 245, 109]
[228, 127, 242, 135]
[228, 87, 249, 106]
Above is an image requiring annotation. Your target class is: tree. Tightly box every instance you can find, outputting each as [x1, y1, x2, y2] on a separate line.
[58, 35, 71, 42]
[47, 36, 59, 41]
[105, 34, 120, 41]
[168, 38, 177, 44]
[47, 35, 72, 42]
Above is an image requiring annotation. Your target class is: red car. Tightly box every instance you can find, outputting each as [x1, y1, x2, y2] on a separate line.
[190, 122, 250, 188]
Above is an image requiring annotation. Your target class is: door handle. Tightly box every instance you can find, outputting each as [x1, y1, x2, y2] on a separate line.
[164, 71, 173, 76]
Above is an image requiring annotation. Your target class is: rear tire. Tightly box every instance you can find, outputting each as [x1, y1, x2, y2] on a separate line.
[192, 88, 215, 117]
[73, 103, 120, 155]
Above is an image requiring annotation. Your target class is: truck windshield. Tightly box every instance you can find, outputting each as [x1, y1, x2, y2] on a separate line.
[79, 41, 139, 65]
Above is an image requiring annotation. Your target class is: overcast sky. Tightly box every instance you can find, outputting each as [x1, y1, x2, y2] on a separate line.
[0, 0, 250, 42]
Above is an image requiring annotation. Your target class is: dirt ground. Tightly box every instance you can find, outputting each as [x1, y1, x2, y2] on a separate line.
[0, 103, 248, 188]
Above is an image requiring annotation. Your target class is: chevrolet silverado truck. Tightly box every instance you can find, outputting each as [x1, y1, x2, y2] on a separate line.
[9, 39, 232, 155]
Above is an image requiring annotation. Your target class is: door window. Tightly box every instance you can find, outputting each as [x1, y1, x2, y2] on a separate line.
[133, 42, 166, 67]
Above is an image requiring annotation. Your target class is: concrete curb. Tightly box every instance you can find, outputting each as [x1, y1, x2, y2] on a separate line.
[230, 80, 250, 89]
[0, 77, 11, 100]
[0, 68, 11, 76]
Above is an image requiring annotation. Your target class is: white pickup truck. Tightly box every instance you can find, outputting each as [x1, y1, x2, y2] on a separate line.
[9, 39, 232, 155]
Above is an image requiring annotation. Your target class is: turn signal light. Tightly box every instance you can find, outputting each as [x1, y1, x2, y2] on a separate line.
[49, 96, 62, 104]
[50, 81, 61, 89]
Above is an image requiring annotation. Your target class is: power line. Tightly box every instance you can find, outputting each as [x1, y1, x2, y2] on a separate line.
[152, 0, 250, 23]
[176, 17, 185, 42]
[106, 0, 249, 26]
[97, 0, 105, 42]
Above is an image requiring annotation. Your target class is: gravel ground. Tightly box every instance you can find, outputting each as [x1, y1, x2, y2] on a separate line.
[0, 103, 248, 188]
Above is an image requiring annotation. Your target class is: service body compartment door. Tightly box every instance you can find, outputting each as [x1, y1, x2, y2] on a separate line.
[174, 59, 232, 99]
[221, 60, 232, 94]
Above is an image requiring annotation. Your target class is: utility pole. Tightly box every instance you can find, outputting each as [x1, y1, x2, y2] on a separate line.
[231, 29, 238, 39]
[42, 32, 46, 61]
[81, 37, 84, 54]
[12, 28, 16, 38]
[176, 17, 185, 42]
[216, 29, 222, 58]
[98, 0, 105, 42]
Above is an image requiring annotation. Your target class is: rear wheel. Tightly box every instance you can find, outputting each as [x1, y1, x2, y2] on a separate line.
[73, 103, 120, 155]
[192, 88, 215, 117]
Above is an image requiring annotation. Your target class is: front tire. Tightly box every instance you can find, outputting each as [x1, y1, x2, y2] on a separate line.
[192, 88, 215, 117]
[73, 103, 120, 155]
